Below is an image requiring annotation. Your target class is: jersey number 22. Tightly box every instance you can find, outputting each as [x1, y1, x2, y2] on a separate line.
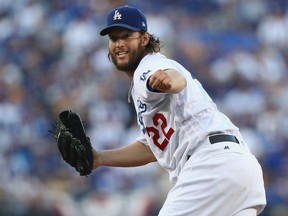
[146, 113, 175, 150]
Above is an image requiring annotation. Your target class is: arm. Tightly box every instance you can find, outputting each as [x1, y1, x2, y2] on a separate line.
[148, 69, 187, 93]
[92, 141, 157, 169]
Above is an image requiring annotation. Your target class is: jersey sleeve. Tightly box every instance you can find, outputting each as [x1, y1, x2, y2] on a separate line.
[136, 136, 149, 146]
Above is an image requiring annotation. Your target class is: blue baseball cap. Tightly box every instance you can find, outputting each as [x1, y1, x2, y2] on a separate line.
[100, 5, 147, 36]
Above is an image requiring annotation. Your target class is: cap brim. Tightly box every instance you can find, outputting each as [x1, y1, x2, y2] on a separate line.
[100, 24, 142, 36]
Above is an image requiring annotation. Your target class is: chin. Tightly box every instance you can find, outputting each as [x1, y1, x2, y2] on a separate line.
[112, 55, 140, 72]
[116, 64, 131, 72]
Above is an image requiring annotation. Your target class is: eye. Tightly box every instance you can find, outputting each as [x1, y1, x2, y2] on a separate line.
[109, 36, 117, 42]
[121, 33, 131, 40]
[109, 33, 137, 42]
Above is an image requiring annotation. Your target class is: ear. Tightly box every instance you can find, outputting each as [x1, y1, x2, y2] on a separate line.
[141, 32, 150, 46]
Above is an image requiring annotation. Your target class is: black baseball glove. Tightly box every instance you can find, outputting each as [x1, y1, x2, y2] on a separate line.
[54, 110, 93, 176]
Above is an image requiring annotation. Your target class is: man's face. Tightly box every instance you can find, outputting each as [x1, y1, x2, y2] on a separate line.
[108, 28, 147, 72]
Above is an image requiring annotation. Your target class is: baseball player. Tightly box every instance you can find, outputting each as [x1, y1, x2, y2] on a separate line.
[92, 5, 266, 216]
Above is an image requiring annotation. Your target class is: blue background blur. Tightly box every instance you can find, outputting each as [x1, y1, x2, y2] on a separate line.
[0, 0, 287, 215]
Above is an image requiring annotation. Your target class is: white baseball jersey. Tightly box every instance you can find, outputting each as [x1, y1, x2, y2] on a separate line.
[131, 53, 241, 184]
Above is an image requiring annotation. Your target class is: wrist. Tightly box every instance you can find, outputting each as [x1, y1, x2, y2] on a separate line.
[92, 148, 101, 169]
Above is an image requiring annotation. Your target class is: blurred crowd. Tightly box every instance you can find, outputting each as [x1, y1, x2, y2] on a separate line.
[0, 0, 287, 215]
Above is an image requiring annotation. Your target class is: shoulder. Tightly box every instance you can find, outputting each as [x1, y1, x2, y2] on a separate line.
[141, 53, 169, 64]
[135, 53, 174, 76]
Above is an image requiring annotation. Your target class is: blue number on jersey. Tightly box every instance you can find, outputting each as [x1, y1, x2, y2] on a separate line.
[137, 98, 147, 134]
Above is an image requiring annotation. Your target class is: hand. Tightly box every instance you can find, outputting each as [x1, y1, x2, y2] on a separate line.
[149, 69, 186, 93]
[149, 69, 172, 92]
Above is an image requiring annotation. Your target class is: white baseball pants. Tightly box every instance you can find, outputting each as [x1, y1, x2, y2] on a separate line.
[158, 136, 266, 216]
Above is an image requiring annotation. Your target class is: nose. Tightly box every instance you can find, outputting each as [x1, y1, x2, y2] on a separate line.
[115, 38, 124, 47]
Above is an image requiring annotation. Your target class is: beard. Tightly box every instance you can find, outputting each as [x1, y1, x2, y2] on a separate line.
[109, 48, 145, 72]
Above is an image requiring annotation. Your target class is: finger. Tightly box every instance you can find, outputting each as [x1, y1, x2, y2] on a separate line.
[69, 138, 80, 167]
[160, 77, 172, 90]
[149, 74, 156, 86]
[62, 131, 73, 162]
[150, 75, 163, 89]
[75, 145, 90, 175]
[149, 70, 162, 84]
[57, 131, 67, 159]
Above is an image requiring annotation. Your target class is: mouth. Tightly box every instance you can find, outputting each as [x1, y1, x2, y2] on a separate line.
[116, 51, 128, 57]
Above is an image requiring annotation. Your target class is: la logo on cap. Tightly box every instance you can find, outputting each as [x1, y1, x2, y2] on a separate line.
[113, 10, 122, 20]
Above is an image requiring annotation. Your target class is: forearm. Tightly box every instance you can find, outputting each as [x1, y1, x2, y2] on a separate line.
[164, 69, 187, 93]
[93, 141, 157, 169]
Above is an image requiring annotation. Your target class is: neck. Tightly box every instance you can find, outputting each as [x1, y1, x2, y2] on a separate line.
[125, 71, 134, 79]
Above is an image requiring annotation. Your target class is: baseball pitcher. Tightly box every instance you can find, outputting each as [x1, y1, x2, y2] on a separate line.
[54, 5, 266, 216]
